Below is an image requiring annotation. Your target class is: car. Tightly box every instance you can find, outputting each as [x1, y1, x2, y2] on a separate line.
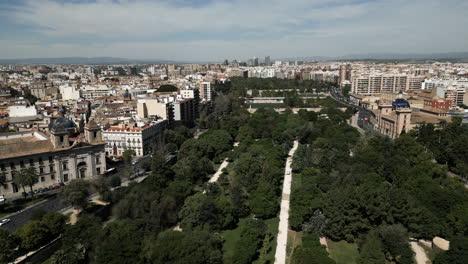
[53, 185, 61, 189]
[0, 195, 5, 203]
[0, 218, 11, 226]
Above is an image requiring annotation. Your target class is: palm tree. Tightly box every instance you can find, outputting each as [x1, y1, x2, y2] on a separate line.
[14, 167, 39, 196]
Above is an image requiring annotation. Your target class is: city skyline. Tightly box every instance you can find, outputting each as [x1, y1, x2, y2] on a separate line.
[1, 0, 468, 61]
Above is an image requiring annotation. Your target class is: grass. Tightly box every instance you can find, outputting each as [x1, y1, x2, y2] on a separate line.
[222, 217, 279, 264]
[286, 230, 303, 264]
[253, 217, 279, 264]
[222, 219, 245, 262]
[327, 240, 360, 264]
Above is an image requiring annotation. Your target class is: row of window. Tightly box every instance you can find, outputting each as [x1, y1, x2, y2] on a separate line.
[1, 155, 101, 174]
[1, 156, 54, 171]
[5, 166, 103, 193]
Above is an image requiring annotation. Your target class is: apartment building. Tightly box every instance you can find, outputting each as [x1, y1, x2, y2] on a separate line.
[103, 120, 166, 157]
[200, 82, 213, 101]
[351, 75, 425, 95]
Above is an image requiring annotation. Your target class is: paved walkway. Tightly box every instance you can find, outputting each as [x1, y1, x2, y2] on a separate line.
[274, 140, 299, 264]
[208, 142, 238, 184]
[410, 241, 430, 264]
[209, 158, 229, 183]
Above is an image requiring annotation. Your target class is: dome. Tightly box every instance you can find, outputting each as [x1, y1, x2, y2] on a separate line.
[123, 89, 131, 98]
[392, 98, 411, 109]
[49, 117, 76, 133]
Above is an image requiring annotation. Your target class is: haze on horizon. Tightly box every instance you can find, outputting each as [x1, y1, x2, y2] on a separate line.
[0, 0, 467, 61]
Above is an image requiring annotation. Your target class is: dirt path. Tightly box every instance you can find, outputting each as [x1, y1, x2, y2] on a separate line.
[410, 241, 430, 264]
[208, 158, 229, 183]
[274, 140, 299, 264]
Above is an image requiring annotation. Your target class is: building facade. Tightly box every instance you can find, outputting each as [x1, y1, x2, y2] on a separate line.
[103, 120, 166, 157]
[0, 119, 106, 198]
[351, 75, 425, 95]
[376, 95, 412, 138]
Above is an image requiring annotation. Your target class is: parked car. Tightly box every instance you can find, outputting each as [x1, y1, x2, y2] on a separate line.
[53, 185, 61, 189]
[0, 195, 5, 203]
[0, 218, 11, 226]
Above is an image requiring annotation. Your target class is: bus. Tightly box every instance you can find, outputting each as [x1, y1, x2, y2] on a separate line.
[101, 167, 118, 176]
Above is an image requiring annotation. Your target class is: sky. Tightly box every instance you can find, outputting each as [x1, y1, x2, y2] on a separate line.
[0, 0, 467, 61]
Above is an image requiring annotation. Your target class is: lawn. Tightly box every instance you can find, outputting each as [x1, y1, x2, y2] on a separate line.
[253, 217, 279, 264]
[327, 240, 360, 264]
[286, 230, 303, 264]
[222, 217, 279, 264]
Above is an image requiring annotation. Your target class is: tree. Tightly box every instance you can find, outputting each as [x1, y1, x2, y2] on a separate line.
[23, 92, 38, 105]
[15, 220, 50, 250]
[14, 167, 39, 194]
[357, 229, 386, 264]
[291, 233, 335, 264]
[231, 219, 267, 264]
[178, 193, 220, 230]
[41, 212, 66, 237]
[62, 214, 102, 260]
[48, 246, 85, 264]
[61, 179, 90, 209]
[378, 225, 413, 264]
[249, 182, 278, 219]
[109, 175, 121, 187]
[433, 236, 468, 264]
[94, 220, 146, 264]
[157, 84, 178, 92]
[122, 148, 135, 178]
[143, 230, 223, 264]
[0, 229, 19, 263]
[342, 84, 351, 97]
[302, 210, 327, 236]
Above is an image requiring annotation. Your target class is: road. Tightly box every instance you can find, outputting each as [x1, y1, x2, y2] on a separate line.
[329, 86, 378, 134]
[0, 195, 65, 233]
[274, 140, 299, 264]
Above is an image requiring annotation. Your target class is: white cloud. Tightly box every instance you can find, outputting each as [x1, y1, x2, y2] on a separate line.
[1, 0, 468, 60]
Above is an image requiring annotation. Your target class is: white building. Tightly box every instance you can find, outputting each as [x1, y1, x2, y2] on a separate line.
[103, 120, 167, 157]
[81, 85, 115, 100]
[423, 78, 468, 105]
[200, 82, 212, 101]
[8, 105, 38, 117]
[59, 84, 82, 100]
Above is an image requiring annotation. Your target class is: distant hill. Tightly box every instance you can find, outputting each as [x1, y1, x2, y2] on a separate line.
[2, 52, 468, 65]
[0, 57, 177, 65]
[277, 52, 468, 62]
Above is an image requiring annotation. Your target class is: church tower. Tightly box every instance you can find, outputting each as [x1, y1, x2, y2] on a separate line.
[84, 119, 102, 143]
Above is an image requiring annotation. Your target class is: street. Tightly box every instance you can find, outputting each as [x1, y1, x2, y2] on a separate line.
[0, 195, 65, 233]
[329, 86, 376, 134]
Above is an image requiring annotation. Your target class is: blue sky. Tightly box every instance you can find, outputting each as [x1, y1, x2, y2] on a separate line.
[0, 0, 467, 61]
